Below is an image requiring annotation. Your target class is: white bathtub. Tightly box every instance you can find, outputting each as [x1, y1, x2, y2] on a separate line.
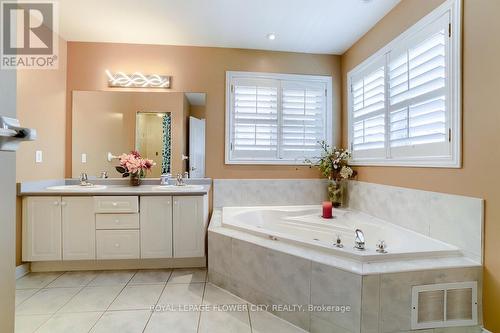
[222, 205, 462, 262]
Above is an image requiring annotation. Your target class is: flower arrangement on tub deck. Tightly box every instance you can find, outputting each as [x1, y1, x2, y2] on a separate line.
[115, 151, 155, 183]
[306, 141, 357, 206]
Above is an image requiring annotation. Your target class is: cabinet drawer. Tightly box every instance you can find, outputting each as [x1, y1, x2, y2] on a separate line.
[96, 214, 139, 230]
[94, 196, 138, 213]
[96, 230, 140, 259]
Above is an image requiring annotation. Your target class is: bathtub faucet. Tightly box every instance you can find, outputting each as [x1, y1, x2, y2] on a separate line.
[354, 229, 365, 250]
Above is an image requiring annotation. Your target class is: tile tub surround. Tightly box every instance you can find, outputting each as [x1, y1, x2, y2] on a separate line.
[208, 212, 483, 332]
[213, 179, 328, 208]
[14, 268, 307, 333]
[347, 181, 484, 263]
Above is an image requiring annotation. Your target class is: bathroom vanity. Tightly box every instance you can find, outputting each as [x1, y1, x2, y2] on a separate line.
[18, 180, 210, 271]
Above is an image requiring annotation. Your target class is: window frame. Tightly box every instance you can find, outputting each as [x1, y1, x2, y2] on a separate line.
[225, 71, 333, 165]
[347, 0, 461, 168]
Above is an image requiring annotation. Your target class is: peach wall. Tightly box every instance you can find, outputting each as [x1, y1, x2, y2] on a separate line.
[16, 37, 67, 182]
[66, 42, 341, 179]
[341, 0, 500, 330]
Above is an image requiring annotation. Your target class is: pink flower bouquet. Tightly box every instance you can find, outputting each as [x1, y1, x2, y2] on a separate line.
[115, 151, 155, 180]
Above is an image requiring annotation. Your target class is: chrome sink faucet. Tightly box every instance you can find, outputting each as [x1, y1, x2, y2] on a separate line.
[79, 172, 91, 186]
[354, 229, 365, 250]
[175, 173, 185, 186]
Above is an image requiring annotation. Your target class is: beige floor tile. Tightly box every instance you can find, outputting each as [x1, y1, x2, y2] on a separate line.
[87, 270, 136, 287]
[198, 309, 251, 333]
[15, 289, 39, 307]
[168, 268, 207, 284]
[129, 269, 172, 285]
[58, 285, 124, 313]
[157, 282, 204, 306]
[109, 284, 164, 310]
[203, 283, 246, 305]
[46, 271, 98, 288]
[90, 310, 151, 333]
[250, 310, 307, 333]
[145, 311, 200, 333]
[16, 272, 63, 290]
[36, 312, 102, 333]
[14, 314, 51, 333]
[16, 287, 81, 315]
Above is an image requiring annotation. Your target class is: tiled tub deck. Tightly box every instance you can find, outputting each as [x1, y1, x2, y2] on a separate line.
[208, 210, 483, 333]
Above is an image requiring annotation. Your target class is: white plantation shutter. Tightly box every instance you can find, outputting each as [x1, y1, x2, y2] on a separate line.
[350, 59, 386, 159]
[226, 73, 332, 164]
[230, 78, 279, 160]
[347, 1, 460, 167]
[281, 81, 327, 160]
[388, 13, 450, 158]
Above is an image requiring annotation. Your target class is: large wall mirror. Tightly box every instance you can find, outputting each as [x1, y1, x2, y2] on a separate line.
[72, 91, 206, 178]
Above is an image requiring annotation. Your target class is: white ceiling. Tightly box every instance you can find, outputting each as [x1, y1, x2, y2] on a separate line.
[59, 0, 400, 55]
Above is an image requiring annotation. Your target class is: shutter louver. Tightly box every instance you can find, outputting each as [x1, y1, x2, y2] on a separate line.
[389, 26, 448, 149]
[232, 83, 278, 159]
[281, 82, 326, 160]
[351, 64, 386, 154]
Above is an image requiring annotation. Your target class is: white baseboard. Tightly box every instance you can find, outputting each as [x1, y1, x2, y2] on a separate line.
[483, 328, 493, 333]
[15, 263, 30, 279]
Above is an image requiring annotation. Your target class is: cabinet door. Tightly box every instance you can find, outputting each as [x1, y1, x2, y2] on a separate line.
[62, 197, 95, 260]
[140, 196, 173, 258]
[22, 197, 62, 261]
[173, 196, 207, 258]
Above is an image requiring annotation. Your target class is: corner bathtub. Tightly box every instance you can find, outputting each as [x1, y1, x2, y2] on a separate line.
[222, 205, 461, 262]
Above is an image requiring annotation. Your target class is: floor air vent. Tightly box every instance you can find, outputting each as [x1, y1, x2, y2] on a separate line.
[411, 281, 478, 329]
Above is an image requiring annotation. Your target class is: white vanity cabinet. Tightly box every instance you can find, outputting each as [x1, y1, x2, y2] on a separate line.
[173, 196, 208, 258]
[22, 197, 62, 261]
[22, 192, 209, 264]
[140, 196, 173, 258]
[22, 196, 95, 261]
[62, 197, 95, 260]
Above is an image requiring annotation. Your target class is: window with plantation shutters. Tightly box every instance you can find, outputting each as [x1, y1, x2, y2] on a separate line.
[348, 0, 461, 167]
[281, 81, 327, 160]
[350, 60, 386, 159]
[230, 78, 279, 160]
[226, 72, 332, 164]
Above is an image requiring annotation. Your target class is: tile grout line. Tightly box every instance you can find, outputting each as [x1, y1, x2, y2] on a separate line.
[247, 306, 253, 333]
[15, 288, 43, 308]
[141, 270, 173, 333]
[196, 280, 208, 333]
[15, 271, 65, 332]
[85, 270, 139, 333]
[33, 271, 90, 332]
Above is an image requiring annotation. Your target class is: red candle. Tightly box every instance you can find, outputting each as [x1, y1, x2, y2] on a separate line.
[322, 201, 333, 219]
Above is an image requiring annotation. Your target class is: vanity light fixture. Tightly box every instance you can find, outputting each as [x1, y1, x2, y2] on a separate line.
[267, 33, 276, 40]
[105, 70, 171, 88]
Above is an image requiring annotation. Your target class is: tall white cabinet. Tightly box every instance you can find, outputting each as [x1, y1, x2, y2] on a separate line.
[173, 196, 208, 258]
[140, 196, 173, 258]
[62, 197, 95, 260]
[22, 197, 62, 261]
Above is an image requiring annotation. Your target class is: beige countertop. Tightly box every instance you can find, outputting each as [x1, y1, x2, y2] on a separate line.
[18, 179, 211, 196]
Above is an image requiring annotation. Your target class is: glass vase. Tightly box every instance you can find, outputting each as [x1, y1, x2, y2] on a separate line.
[328, 179, 346, 207]
[130, 174, 142, 186]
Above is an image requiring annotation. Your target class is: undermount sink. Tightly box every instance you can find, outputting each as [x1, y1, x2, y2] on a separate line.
[152, 185, 205, 191]
[46, 185, 107, 191]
